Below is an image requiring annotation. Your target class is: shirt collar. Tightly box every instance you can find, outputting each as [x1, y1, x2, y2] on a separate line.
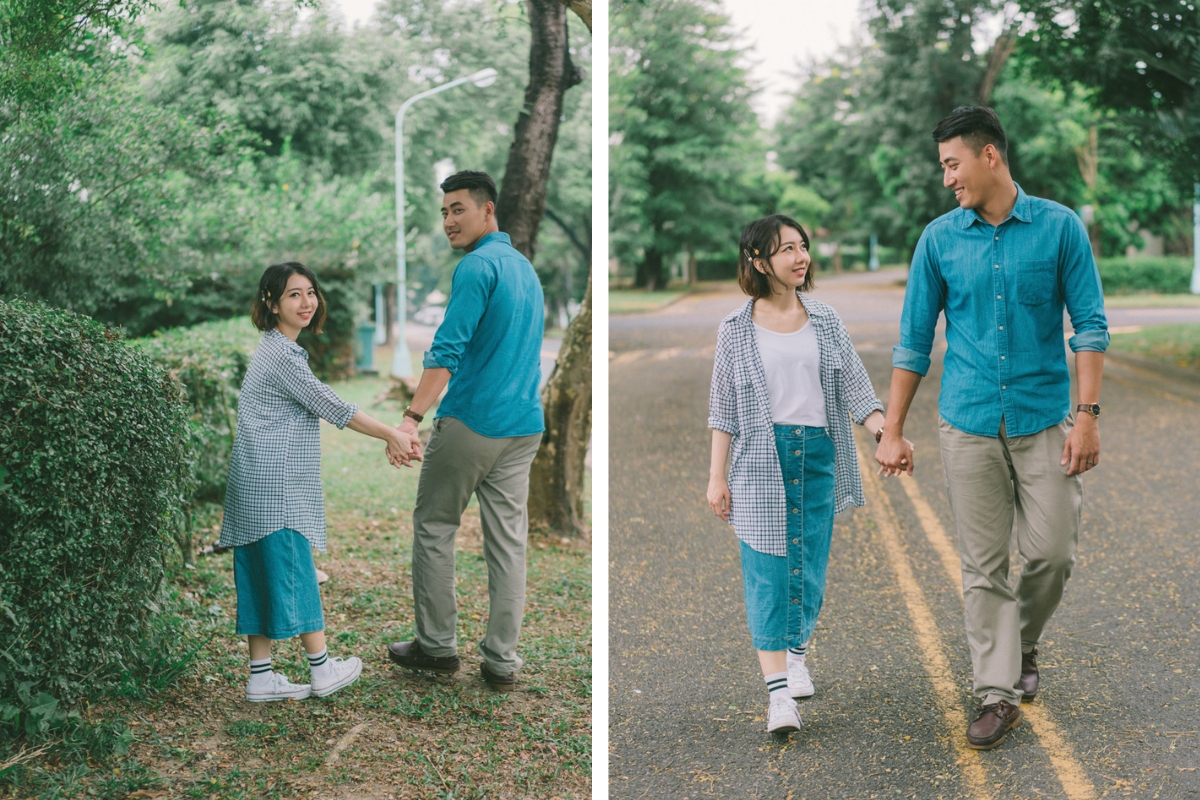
[266, 327, 308, 357]
[735, 292, 827, 326]
[472, 231, 510, 250]
[959, 182, 1031, 229]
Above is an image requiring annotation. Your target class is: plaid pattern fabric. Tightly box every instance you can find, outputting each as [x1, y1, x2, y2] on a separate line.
[219, 329, 358, 553]
[709, 294, 883, 556]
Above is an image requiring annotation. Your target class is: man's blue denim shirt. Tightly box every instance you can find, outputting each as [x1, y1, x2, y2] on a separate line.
[893, 184, 1109, 438]
[423, 231, 545, 438]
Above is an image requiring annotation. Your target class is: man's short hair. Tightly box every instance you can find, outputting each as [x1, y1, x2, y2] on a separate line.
[440, 170, 498, 208]
[932, 106, 1009, 164]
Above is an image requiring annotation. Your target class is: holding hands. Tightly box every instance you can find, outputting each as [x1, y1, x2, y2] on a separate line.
[385, 426, 422, 469]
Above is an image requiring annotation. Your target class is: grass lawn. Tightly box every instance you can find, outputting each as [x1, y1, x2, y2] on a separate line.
[6, 373, 591, 799]
[608, 289, 688, 314]
[1109, 323, 1200, 371]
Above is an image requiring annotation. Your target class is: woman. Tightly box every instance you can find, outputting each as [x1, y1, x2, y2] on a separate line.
[706, 215, 912, 735]
[220, 261, 420, 702]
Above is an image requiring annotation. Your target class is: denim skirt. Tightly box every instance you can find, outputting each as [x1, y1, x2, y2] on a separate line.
[233, 528, 325, 639]
[739, 425, 836, 651]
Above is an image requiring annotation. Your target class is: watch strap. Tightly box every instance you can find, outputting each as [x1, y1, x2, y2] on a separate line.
[403, 407, 424, 423]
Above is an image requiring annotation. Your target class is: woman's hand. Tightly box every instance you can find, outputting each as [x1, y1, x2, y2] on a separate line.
[875, 433, 915, 477]
[707, 475, 731, 522]
[386, 429, 422, 469]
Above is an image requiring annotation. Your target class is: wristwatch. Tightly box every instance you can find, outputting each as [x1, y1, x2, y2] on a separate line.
[403, 407, 424, 423]
[1076, 403, 1101, 419]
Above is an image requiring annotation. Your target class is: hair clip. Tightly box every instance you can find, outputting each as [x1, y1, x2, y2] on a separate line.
[753, 248, 759, 256]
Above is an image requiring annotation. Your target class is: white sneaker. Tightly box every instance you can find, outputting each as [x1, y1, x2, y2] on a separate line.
[311, 656, 363, 697]
[767, 696, 803, 734]
[245, 672, 311, 702]
[788, 657, 815, 698]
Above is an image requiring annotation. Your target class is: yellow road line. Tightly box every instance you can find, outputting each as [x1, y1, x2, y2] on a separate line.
[894, 475, 1099, 800]
[854, 443, 994, 800]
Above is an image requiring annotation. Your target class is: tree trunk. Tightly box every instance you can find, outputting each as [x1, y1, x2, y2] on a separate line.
[977, 24, 1018, 106]
[495, 0, 589, 536]
[686, 244, 697, 285]
[527, 272, 592, 536]
[557, 0, 591, 31]
[636, 247, 664, 290]
[495, 0, 583, 261]
[1074, 124, 1102, 258]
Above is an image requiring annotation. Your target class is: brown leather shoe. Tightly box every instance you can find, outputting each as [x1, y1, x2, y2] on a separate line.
[966, 700, 1022, 750]
[387, 640, 461, 674]
[1018, 648, 1039, 700]
[480, 662, 517, 691]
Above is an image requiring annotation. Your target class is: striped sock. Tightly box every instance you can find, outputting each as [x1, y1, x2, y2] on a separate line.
[765, 671, 790, 702]
[248, 657, 273, 690]
[308, 648, 330, 681]
[788, 642, 808, 662]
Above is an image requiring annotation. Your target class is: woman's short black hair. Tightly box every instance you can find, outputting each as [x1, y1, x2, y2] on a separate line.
[251, 262, 327, 334]
[737, 214, 814, 299]
[439, 170, 498, 208]
[932, 105, 1009, 164]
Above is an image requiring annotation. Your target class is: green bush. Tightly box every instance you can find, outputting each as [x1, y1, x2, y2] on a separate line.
[1097, 256, 1193, 295]
[133, 316, 261, 565]
[298, 267, 362, 382]
[0, 299, 189, 719]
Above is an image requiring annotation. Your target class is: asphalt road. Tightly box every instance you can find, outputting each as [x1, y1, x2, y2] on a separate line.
[609, 270, 1200, 800]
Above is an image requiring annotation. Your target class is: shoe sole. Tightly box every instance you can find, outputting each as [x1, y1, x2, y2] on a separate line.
[246, 688, 311, 702]
[388, 652, 458, 676]
[790, 686, 815, 699]
[966, 707, 1023, 750]
[768, 721, 803, 735]
[312, 661, 363, 698]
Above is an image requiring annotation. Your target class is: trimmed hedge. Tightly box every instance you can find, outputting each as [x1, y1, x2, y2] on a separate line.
[0, 300, 189, 715]
[133, 316, 260, 565]
[1097, 256, 1193, 295]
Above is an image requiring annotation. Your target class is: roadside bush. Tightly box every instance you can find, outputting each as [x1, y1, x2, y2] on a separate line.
[0, 300, 189, 722]
[1097, 256, 1192, 295]
[133, 317, 260, 565]
[298, 266, 362, 382]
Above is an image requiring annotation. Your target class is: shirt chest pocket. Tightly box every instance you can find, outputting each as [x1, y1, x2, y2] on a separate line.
[1017, 259, 1058, 306]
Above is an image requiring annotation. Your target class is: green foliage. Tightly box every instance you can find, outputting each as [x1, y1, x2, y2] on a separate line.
[1096, 256, 1194, 295]
[0, 299, 189, 711]
[610, 0, 762, 288]
[133, 316, 259, 562]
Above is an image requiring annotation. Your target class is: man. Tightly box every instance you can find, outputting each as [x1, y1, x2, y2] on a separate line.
[875, 107, 1108, 750]
[388, 170, 545, 690]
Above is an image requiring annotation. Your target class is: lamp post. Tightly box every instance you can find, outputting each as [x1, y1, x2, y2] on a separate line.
[391, 67, 498, 377]
[1191, 182, 1200, 295]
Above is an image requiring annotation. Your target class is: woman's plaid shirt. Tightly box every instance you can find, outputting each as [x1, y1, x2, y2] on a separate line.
[219, 329, 358, 553]
[708, 295, 883, 556]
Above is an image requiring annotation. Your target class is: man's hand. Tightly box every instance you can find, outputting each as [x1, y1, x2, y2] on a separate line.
[1062, 416, 1100, 476]
[875, 433, 916, 477]
[707, 475, 731, 522]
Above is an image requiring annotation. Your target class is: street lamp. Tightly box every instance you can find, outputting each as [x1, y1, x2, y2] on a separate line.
[391, 67, 499, 377]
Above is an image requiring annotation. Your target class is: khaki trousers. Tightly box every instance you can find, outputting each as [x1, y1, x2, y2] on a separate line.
[411, 417, 543, 673]
[938, 416, 1082, 706]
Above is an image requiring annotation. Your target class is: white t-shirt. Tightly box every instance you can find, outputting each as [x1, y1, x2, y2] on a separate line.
[753, 320, 827, 427]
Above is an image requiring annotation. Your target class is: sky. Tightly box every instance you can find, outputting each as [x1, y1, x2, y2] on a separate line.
[326, 0, 864, 129]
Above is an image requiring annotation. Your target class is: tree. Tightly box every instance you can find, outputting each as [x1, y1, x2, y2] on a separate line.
[495, 0, 591, 535]
[610, 0, 761, 288]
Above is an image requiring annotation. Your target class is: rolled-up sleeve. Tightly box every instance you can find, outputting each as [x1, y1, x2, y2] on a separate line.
[708, 322, 738, 435]
[277, 349, 357, 428]
[1061, 213, 1109, 353]
[423, 255, 495, 373]
[893, 230, 945, 376]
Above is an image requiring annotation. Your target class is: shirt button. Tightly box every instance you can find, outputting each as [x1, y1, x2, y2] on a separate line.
[791, 478, 799, 484]
[793, 449, 800, 456]
[791, 508, 799, 514]
[997, 294, 1002, 299]
[1001, 356, 1005, 360]
[994, 264, 1000, 268]
[999, 326, 1004, 330]
[792, 538, 799, 544]
[793, 569, 800, 575]
[994, 236, 999, 241]
[1002, 385, 1007, 390]
[792, 598, 800, 604]
[793, 428, 801, 435]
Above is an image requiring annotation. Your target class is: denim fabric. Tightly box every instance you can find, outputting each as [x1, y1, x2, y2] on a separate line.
[893, 184, 1109, 438]
[234, 528, 325, 639]
[739, 425, 836, 650]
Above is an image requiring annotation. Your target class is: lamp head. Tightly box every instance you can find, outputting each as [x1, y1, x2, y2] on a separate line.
[469, 68, 498, 88]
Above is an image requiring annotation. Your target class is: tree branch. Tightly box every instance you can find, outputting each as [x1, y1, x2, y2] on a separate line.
[557, 0, 591, 32]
